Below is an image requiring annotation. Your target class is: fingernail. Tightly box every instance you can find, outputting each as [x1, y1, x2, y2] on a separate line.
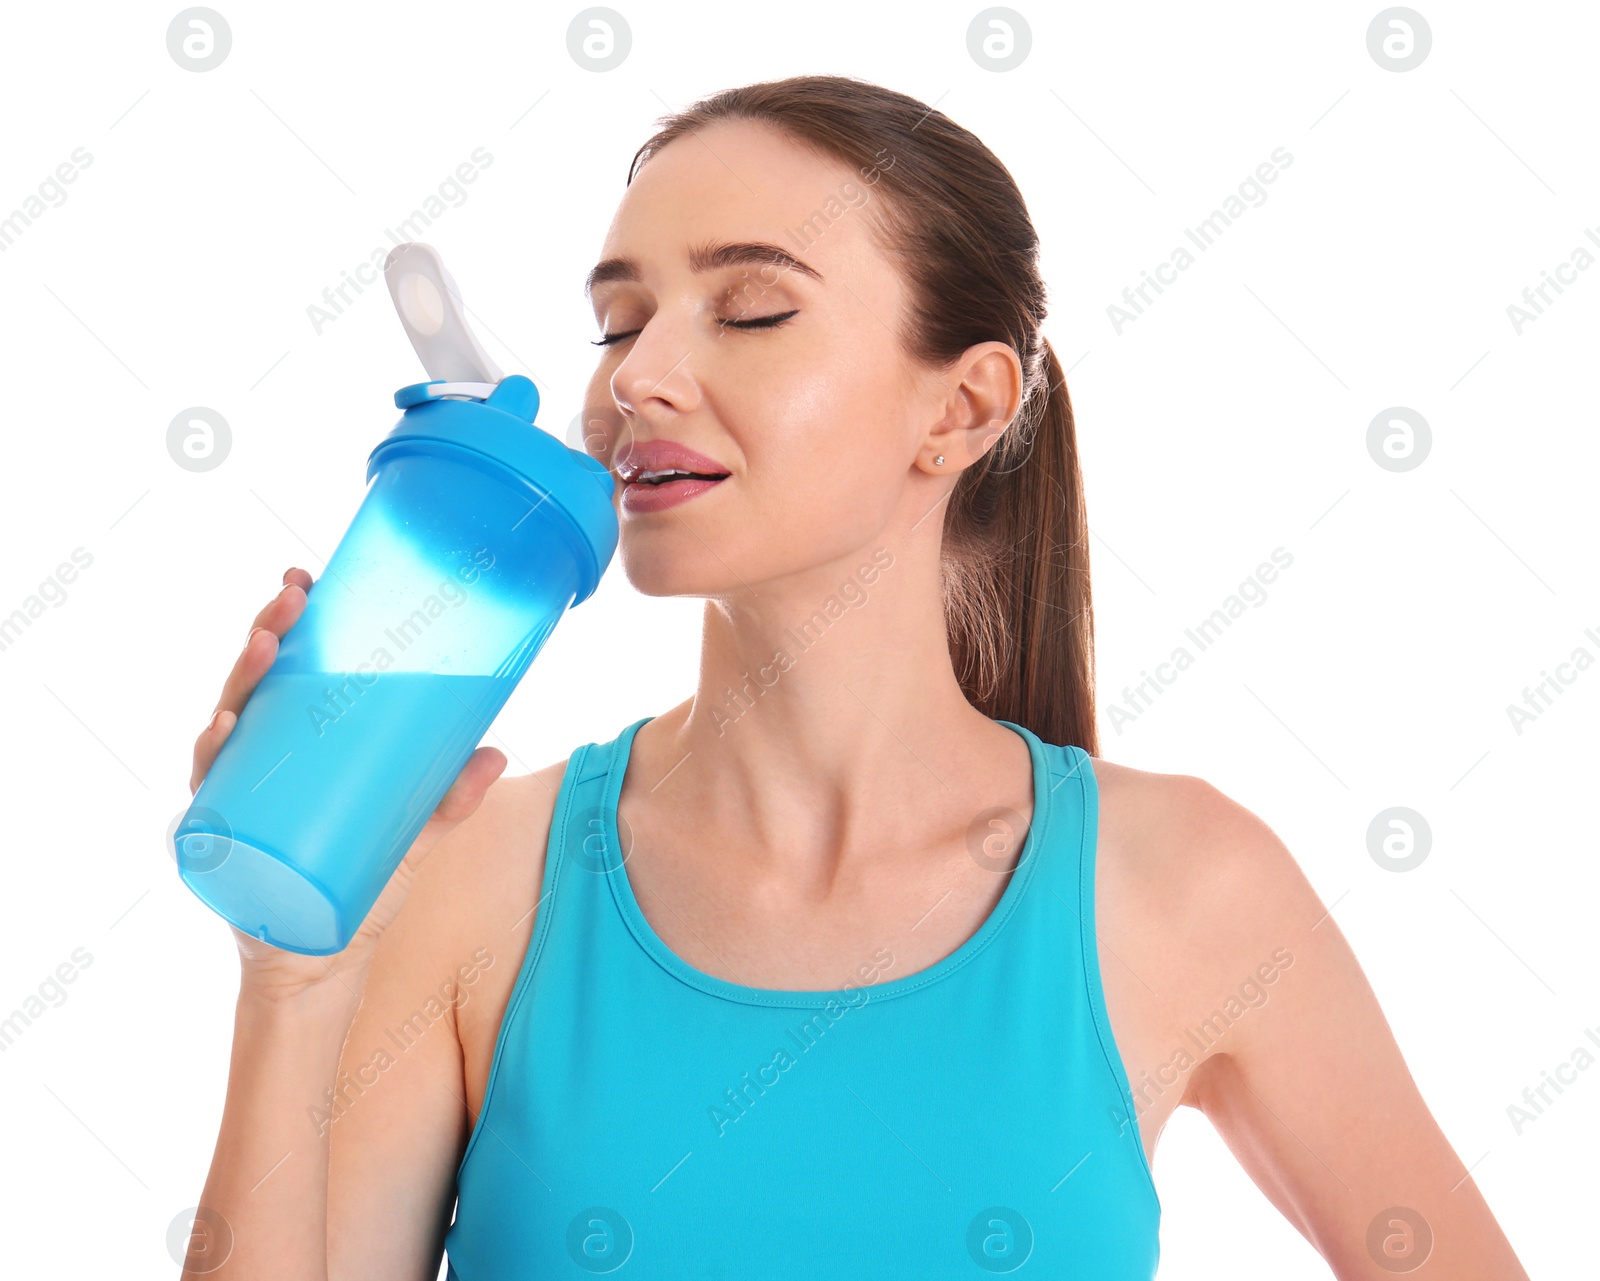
[243, 626, 262, 652]
[207, 708, 222, 732]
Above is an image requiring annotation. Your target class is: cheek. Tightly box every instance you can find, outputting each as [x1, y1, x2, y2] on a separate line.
[734, 337, 897, 464]
[736, 403, 906, 551]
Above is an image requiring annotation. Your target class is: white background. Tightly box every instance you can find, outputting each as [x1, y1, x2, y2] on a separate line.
[0, 0, 1594, 1276]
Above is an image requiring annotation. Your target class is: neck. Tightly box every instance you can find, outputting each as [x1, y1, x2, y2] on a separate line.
[631, 529, 1022, 878]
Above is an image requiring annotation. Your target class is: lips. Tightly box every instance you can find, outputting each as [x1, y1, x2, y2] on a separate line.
[618, 472, 726, 514]
[614, 439, 732, 485]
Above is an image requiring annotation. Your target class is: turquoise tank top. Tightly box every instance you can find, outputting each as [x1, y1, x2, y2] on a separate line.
[443, 716, 1160, 1277]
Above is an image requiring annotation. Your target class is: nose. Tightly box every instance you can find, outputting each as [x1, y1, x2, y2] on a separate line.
[610, 317, 702, 420]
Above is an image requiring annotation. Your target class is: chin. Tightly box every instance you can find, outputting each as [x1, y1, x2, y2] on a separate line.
[618, 547, 743, 600]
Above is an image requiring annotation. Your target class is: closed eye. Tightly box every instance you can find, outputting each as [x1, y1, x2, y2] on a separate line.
[591, 310, 799, 347]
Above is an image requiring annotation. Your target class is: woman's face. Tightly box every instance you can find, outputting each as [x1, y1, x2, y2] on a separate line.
[583, 120, 956, 599]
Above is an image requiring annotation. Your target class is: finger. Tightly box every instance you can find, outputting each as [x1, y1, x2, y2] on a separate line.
[212, 623, 280, 723]
[199, 573, 311, 777]
[244, 576, 306, 640]
[434, 747, 509, 824]
[213, 581, 308, 719]
[404, 748, 510, 865]
[190, 707, 236, 795]
[386, 748, 509, 884]
[240, 567, 312, 641]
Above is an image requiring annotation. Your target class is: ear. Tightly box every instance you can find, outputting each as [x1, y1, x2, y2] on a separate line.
[918, 341, 1023, 475]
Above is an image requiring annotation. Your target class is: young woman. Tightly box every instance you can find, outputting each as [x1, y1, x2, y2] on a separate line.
[183, 77, 1530, 1279]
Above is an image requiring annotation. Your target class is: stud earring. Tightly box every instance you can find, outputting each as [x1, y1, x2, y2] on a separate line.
[934, 455, 945, 466]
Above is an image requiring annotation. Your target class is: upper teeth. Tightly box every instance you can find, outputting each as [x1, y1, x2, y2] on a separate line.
[638, 468, 694, 481]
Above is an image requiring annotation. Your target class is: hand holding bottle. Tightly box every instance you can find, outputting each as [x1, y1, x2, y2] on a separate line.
[189, 566, 507, 1000]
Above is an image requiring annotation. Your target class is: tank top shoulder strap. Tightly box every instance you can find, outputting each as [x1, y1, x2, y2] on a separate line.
[523, 716, 652, 958]
[1031, 737, 1147, 1152]
[559, 716, 651, 875]
[449, 721, 636, 1189]
[501, 719, 633, 975]
[1022, 736, 1095, 912]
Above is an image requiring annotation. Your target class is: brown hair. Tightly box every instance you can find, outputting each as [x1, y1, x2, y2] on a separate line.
[628, 75, 1098, 755]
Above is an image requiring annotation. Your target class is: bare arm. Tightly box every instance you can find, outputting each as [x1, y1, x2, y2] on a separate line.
[186, 982, 367, 1277]
[325, 760, 566, 1277]
[178, 567, 513, 1279]
[1172, 779, 1530, 1280]
[188, 763, 564, 1281]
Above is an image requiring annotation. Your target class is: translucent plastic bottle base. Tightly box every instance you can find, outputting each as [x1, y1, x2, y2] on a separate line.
[175, 833, 351, 956]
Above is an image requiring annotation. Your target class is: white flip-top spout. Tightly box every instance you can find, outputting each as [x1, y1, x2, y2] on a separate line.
[384, 242, 504, 385]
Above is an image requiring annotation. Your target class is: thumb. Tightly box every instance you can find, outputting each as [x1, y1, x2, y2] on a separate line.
[402, 746, 510, 872]
[433, 745, 510, 825]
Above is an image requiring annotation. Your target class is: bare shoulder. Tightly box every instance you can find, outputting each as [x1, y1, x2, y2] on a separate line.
[1083, 754, 1326, 1117]
[1088, 754, 1311, 901]
[425, 758, 573, 926]
[1085, 755, 1529, 1276]
[441, 758, 572, 1004]
[396, 757, 573, 950]
[380, 756, 574, 1081]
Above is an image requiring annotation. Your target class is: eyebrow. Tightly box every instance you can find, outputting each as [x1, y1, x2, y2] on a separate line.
[584, 240, 823, 297]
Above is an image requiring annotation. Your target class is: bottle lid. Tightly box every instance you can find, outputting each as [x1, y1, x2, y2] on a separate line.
[367, 375, 618, 607]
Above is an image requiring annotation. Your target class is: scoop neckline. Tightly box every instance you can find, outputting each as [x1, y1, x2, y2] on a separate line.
[598, 714, 1053, 1008]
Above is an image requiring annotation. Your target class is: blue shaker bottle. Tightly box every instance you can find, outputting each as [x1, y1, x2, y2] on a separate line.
[174, 243, 618, 955]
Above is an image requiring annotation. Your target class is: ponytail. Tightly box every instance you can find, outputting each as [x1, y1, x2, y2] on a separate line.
[943, 338, 1097, 753]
